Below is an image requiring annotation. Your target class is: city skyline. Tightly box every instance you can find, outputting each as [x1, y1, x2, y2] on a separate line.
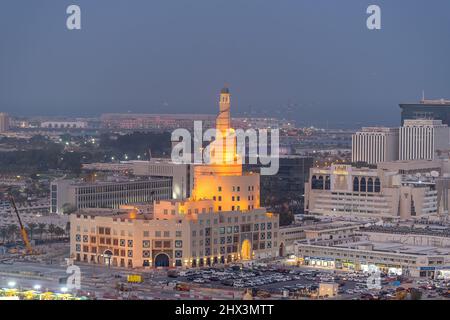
[2, 1, 450, 305]
[1, 1, 450, 128]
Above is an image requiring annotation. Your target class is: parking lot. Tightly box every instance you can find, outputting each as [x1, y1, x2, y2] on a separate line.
[2, 258, 450, 300]
[154, 265, 362, 298]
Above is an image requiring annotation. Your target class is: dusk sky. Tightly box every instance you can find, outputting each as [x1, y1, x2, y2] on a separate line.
[1, 0, 450, 128]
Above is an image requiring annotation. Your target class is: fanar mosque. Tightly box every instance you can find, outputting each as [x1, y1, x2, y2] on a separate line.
[70, 88, 280, 268]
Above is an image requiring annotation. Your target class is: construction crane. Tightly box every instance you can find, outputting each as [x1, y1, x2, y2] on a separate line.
[9, 195, 33, 254]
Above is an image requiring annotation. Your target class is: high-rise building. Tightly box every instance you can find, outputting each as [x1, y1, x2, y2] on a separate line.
[400, 99, 450, 126]
[399, 120, 449, 161]
[0, 113, 10, 133]
[69, 87, 280, 268]
[352, 127, 399, 165]
[245, 156, 313, 215]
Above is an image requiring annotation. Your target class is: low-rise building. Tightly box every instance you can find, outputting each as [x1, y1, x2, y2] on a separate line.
[279, 221, 361, 256]
[294, 227, 450, 278]
[40, 121, 88, 129]
[51, 177, 172, 214]
[70, 204, 279, 268]
[83, 159, 194, 199]
[304, 161, 448, 219]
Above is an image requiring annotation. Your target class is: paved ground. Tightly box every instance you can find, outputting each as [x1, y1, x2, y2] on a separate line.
[1, 246, 449, 300]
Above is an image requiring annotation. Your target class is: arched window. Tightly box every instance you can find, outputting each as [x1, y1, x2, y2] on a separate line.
[374, 178, 381, 192]
[311, 175, 318, 189]
[317, 176, 324, 189]
[312, 175, 324, 190]
[325, 176, 331, 190]
[367, 178, 374, 192]
[353, 177, 359, 192]
[360, 177, 366, 192]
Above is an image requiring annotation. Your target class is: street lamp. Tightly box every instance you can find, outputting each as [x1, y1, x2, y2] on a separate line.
[33, 284, 42, 291]
[7, 281, 16, 288]
[60, 287, 68, 293]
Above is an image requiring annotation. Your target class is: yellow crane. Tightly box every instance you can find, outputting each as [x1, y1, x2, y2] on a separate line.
[9, 195, 33, 254]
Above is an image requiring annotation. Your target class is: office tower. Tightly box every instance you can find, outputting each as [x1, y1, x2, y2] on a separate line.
[400, 99, 450, 126]
[351, 127, 399, 165]
[399, 120, 450, 161]
[0, 113, 10, 132]
[245, 156, 314, 214]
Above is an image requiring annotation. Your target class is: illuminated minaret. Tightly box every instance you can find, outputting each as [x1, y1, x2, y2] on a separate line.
[209, 87, 239, 166]
[192, 87, 260, 213]
[216, 87, 231, 133]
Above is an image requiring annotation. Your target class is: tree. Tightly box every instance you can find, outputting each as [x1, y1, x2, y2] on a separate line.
[7, 224, 19, 242]
[61, 203, 77, 215]
[48, 224, 57, 240]
[55, 226, 66, 238]
[27, 222, 37, 240]
[0, 226, 8, 243]
[37, 223, 47, 240]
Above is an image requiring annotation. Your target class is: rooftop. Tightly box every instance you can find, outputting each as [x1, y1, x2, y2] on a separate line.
[335, 240, 450, 256]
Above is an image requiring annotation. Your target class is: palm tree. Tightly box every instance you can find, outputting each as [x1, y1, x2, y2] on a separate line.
[54, 226, 66, 239]
[7, 224, 19, 242]
[0, 226, 8, 243]
[48, 224, 56, 240]
[37, 223, 47, 240]
[27, 222, 37, 240]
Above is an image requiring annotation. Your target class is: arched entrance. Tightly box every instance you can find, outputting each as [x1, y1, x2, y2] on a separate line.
[241, 239, 252, 260]
[103, 250, 113, 267]
[279, 243, 285, 257]
[154, 253, 170, 268]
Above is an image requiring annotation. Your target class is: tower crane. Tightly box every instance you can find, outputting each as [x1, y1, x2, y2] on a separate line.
[8, 195, 33, 254]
